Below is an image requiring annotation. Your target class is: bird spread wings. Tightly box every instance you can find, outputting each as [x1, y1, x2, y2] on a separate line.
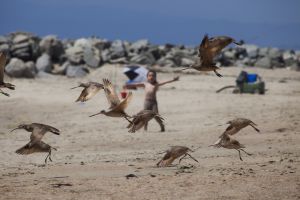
[30, 123, 60, 142]
[198, 34, 215, 66]
[103, 79, 120, 108]
[113, 91, 132, 112]
[15, 141, 51, 155]
[0, 52, 6, 83]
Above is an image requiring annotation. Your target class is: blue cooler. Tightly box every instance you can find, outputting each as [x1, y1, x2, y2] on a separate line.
[247, 74, 257, 83]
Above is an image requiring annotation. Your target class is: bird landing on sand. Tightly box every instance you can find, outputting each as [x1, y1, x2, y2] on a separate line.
[224, 118, 260, 135]
[210, 133, 252, 161]
[182, 34, 242, 77]
[0, 52, 15, 96]
[157, 146, 198, 167]
[127, 110, 164, 133]
[89, 79, 132, 123]
[71, 81, 104, 102]
[10, 123, 60, 164]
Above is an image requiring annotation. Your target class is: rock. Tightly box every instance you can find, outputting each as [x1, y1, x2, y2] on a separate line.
[268, 48, 282, 59]
[39, 35, 64, 62]
[223, 50, 236, 59]
[101, 49, 111, 63]
[258, 47, 269, 57]
[130, 52, 155, 65]
[129, 39, 149, 54]
[9, 32, 40, 61]
[109, 40, 126, 60]
[65, 46, 84, 64]
[181, 58, 195, 66]
[282, 50, 297, 66]
[5, 58, 36, 78]
[83, 47, 101, 68]
[66, 64, 89, 78]
[156, 58, 176, 67]
[243, 44, 259, 59]
[36, 53, 52, 72]
[255, 57, 272, 69]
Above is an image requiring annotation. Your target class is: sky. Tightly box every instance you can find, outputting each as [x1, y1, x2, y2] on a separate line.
[1, 0, 300, 49]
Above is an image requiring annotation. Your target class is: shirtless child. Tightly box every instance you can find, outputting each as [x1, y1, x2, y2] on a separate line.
[124, 70, 179, 132]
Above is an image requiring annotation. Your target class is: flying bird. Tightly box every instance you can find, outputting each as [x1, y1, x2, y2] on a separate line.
[224, 118, 260, 135]
[182, 34, 242, 77]
[71, 81, 104, 102]
[210, 133, 252, 161]
[89, 79, 132, 122]
[11, 123, 60, 163]
[127, 110, 164, 133]
[157, 146, 198, 167]
[0, 52, 15, 96]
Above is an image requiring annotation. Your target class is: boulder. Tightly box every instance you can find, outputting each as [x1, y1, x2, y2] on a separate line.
[255, 57, 272, 69]
[39, 35, 64, 62]
[5, 58, 36, 78]
[109, 40, 126, 59]
[243, 44, 259, 59]
[36, 53, 52, 72]
[66, 64, 89, 78]
[65, 46, 84, 64]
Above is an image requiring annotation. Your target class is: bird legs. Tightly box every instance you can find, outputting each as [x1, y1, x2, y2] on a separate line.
[45, 147, 57, 164]
[214, 70, 223, 77]
[236, 149, 252, 161]
[178, 153, 199, 164]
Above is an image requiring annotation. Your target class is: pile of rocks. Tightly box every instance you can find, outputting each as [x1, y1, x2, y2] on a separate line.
[1, 32, 299, 78]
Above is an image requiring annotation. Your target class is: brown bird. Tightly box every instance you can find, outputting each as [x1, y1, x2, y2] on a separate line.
[89, 79, 132, 122]
[182, 34, 242, 77]
[71, 81, 104, 102]
[0, 52, 15, 96]
[11, 123, 60, 163]
[157, 146, 198, 167]
[210, 133, 252, 161]
[224, 118, 260, 135]
[127, 110, 164, 133]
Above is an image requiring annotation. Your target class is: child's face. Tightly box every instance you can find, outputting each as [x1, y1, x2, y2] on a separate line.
[147, 72, 156, 83]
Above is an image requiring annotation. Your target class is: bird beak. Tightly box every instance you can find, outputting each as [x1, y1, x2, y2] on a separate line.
[10, 127, 20, 132]
[89, 112, 101, 117]
[70, 86, 80, 90]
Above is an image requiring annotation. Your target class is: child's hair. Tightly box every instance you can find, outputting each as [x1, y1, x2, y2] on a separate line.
[147, 70, 158, 84]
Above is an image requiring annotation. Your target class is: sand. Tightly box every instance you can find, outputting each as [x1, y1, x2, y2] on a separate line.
[0, 65, 300, 200]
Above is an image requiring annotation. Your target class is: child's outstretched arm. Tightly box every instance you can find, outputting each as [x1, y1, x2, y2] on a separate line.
[123, 82, 145, 90]
[158, 76, 179, 87]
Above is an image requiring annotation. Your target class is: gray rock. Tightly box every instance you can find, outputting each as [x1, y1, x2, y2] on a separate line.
[223, 50, 236, 59]
[268, 48, 282, 59]
[258, 47, 269, 57]
[39, 35, 64, 62]
[66, 64, 89, 78]
[101, 49, 111, 63]
[243, 44, 259, 58]
[181, 58, 195, 66]
[83, 47, 101, 68]
[130, 52, 155, 65]
[36, 53, 52, 72]
[129, 39, 149, 54]
[5, 58, 36, 78]
[109, 40, 126, 59]
[66, 46, 84, 64]
[255, 57, 272, 69]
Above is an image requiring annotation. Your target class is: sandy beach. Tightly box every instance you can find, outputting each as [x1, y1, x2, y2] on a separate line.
[0, 65, 300, 200]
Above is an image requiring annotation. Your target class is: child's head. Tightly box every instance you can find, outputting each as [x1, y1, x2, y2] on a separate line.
[147, 70, 157, 84]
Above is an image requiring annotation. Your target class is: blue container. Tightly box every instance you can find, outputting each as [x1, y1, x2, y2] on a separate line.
[247, 74, 257, 83]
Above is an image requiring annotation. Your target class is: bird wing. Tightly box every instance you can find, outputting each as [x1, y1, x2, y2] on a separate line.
[157, 150, 176, 167]
[113, 91, 132, 112]
[0, 52, 6, 83]
[30, 123, 60, 142]
[103, 79, 120, 108]
[15, 141, 50, 155]
[208, 36, 235, 56]
[198, 35, 215, 66]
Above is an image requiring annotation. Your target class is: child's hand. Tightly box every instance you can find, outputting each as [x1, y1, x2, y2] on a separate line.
[173, 76, 180, 81]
